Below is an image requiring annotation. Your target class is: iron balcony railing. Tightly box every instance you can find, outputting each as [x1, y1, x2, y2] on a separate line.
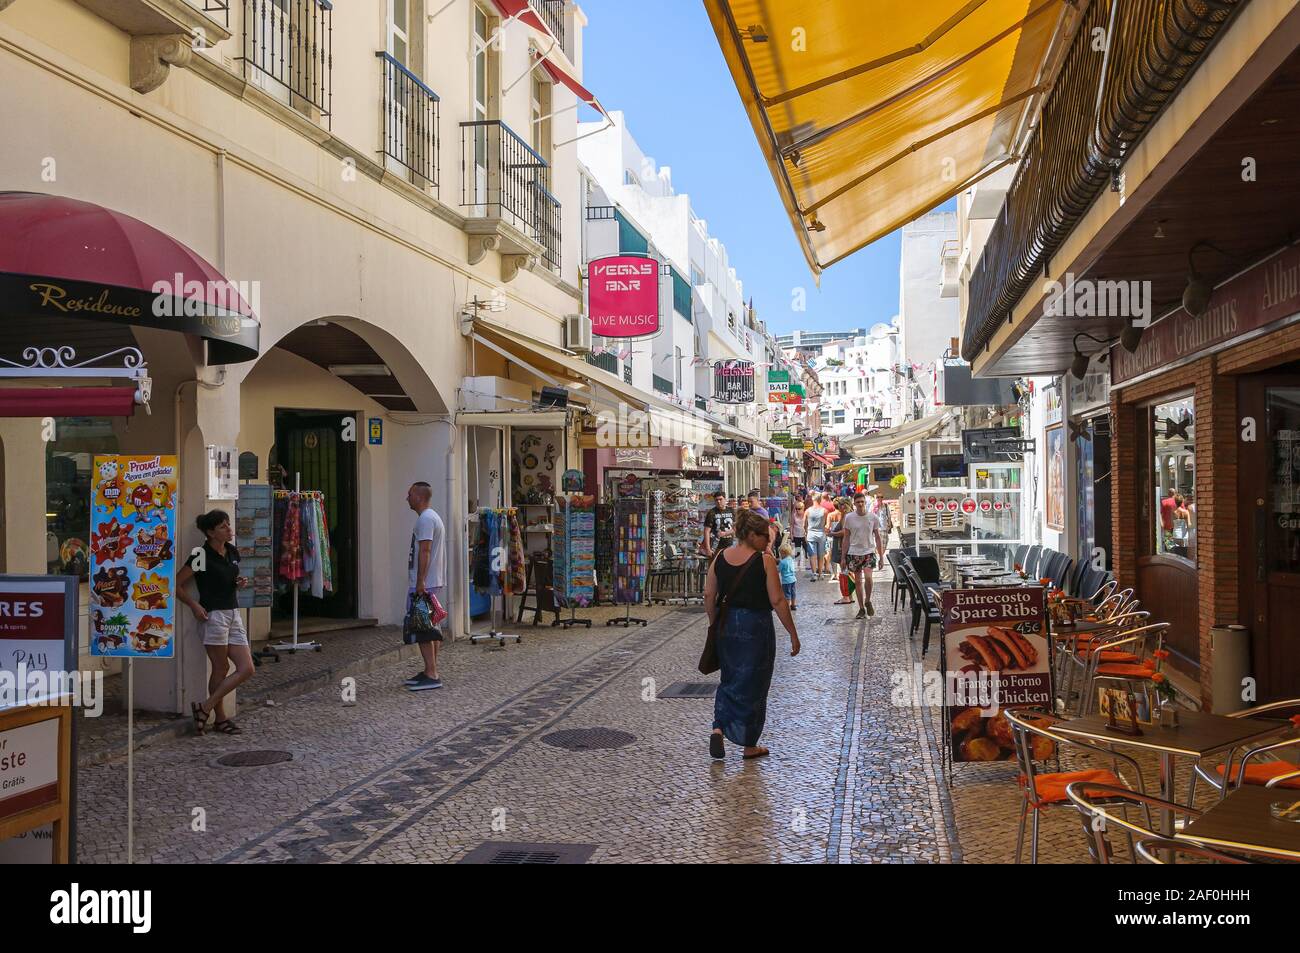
[585, 204, 616, 220]
[961, 0, 1245, 362]
[241, 0, 332, 126]
[376, 52, 439, 192]
[460, 119, 562, 273]
[653, 374, 674, 395]
[534, 1, 567, 51]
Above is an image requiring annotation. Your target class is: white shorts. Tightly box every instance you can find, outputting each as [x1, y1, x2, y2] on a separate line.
[201, 608, 249, 647]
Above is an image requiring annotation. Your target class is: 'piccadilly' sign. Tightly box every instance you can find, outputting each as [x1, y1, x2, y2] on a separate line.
[713, 359, 755, 404]
[587, 255, 660, 339]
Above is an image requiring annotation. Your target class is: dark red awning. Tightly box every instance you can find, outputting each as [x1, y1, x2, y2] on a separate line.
[0, 386, 137, 417]
[0, 192, 260, 363]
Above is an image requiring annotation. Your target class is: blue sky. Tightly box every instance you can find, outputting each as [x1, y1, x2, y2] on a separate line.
[577, 0, 902, 338]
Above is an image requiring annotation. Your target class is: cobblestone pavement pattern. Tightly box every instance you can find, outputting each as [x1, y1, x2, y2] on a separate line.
[75, 560, 1198, 863]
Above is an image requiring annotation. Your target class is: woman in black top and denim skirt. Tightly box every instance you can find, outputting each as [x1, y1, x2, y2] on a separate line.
[704, 509, 800, 760]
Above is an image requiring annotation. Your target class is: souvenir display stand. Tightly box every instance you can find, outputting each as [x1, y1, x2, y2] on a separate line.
[271, 474, 324, 653]
[607, 497, 650, 627]
[594, 501, 617, 605]
[554, 494, 595, 628]
[236, 481, 278, 665]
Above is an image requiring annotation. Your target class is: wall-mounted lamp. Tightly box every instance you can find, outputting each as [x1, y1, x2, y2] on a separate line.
[740, 24, 769, 42]
[1182, 240, 1232, 318]
[1119, 321, 1144, 353]
[1070, 332, 1115, 380]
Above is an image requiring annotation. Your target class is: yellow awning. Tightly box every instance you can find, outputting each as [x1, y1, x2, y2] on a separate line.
[704, 0, 1071, 273]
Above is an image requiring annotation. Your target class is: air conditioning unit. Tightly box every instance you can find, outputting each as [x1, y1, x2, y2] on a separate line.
[565, 313, 592, 352]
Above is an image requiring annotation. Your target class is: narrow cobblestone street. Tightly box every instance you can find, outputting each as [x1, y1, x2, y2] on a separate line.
[77, 563, 1239, 865]
[77, 565, 969, 864]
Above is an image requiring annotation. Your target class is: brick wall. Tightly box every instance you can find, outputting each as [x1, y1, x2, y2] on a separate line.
[1112, 355, 1233, 708]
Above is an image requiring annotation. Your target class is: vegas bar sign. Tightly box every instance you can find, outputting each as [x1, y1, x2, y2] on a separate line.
[587, 255, 661, 339]
[713, 359, 755, 404]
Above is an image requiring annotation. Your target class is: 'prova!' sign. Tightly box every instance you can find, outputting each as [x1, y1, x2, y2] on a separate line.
[588, 256, 660, 339]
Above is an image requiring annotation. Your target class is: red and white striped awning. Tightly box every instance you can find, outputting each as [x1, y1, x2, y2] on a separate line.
[487, 0, 552, 34]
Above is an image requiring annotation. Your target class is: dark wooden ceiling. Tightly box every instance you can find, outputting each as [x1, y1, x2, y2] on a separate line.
[276, 322, 415, 412]
[987, 47, 1300, 376]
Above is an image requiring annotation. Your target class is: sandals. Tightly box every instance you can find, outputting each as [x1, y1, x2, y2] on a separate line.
[709, 733, 725, 760]
[212, 720, 242, 735]
[191, 701, 209, 735]
[743, 747, 770, 760]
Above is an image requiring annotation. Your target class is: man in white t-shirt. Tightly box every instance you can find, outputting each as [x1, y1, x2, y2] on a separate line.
[835, 492, 883, 619]
[403, 482, 446, 691]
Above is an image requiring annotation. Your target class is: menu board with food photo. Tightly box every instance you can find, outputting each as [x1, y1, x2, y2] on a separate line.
[89, 455, 178, 658]
[941, 586, 1052, 762]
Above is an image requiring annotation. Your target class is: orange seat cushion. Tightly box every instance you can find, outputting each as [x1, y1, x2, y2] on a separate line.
[1077, 649, 1139, 662]
[1215, 762, 1300, 789]
[1096, 662, 1157, 678]
[1019, 768, 1123, 805]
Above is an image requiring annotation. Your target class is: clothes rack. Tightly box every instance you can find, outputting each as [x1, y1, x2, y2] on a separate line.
[270, 474, 323, 653]
[469, 506, 523, 646]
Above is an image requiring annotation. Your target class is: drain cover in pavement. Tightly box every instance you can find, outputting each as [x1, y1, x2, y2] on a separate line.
[215, 750, 294, 767]
[540, 727, 637, 751]
[658, 681, 717, 699]
[459, 842, 597, 864]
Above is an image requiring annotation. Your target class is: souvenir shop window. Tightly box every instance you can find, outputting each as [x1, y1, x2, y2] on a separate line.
[1151, 395, 1196, 563]
[45, 418, 119, 579]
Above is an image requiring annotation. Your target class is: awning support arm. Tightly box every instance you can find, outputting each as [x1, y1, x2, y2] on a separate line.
[802, 88, 1042, 216]
[779, 0, 1059, 158]
[470, 331, 562, 388]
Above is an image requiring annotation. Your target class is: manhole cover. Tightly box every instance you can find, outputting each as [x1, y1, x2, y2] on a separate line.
[459, 842, 597, 865]
[658, 681, 718, 699]
[540, 727, 637, 751]
[215, 750, 294, 767]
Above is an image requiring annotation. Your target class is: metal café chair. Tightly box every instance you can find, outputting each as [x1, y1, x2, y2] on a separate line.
[1083, 622, 1172, 716]
[1189, 699, 1300, 803]
[1006, 709, 1146, 864]
[1056, 611, 1151, 713]
[1090, 577, 1119, 604]
[886, 549, 910, 613]
[1065, 782, 1202, 864]
[1134, 838, 1252, 864]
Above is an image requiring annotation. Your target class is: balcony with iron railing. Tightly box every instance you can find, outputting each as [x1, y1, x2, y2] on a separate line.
[961, 0, 1244, 362]
[460, 119, 562, 277]
[240, 0, 332, 127]
[376, 52, 439, 193]
[533, 1, 567, 52]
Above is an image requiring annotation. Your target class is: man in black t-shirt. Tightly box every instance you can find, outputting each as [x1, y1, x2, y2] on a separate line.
[702, 493, 735, 555]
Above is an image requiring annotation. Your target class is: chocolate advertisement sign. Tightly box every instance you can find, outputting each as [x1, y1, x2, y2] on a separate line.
[90, 455, 178, 658]
[940, 587, 1050, 763]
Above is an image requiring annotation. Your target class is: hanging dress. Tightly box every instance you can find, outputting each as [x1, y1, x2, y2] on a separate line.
[505, 508, 526, 594]
[278, 494, 305, 581]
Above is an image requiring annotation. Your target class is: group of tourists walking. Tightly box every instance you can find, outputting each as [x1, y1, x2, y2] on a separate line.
[700, 482, 893, 762]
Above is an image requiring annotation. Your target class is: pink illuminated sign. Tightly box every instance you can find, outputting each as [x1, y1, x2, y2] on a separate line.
[588, 256, 660, 339]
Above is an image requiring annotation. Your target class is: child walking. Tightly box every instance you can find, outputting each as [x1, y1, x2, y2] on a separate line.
[778, 542, 798, 611]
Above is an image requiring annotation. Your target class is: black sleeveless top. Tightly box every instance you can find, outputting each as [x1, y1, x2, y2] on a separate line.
[713, 550, 771, 612]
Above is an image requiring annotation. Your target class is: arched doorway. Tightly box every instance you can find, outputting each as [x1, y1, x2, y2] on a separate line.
[240, 316, 452, 632]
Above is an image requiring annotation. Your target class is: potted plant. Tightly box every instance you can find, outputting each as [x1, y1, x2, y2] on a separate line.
[889, 474, 907, 491]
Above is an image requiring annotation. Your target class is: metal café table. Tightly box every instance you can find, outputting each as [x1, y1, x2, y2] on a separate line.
[1177, 785, 1300, 862]
[1053, 711, 1296, 844]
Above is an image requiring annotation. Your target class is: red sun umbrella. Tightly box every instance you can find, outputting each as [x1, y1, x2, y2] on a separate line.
[0, 192, 260, 363]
